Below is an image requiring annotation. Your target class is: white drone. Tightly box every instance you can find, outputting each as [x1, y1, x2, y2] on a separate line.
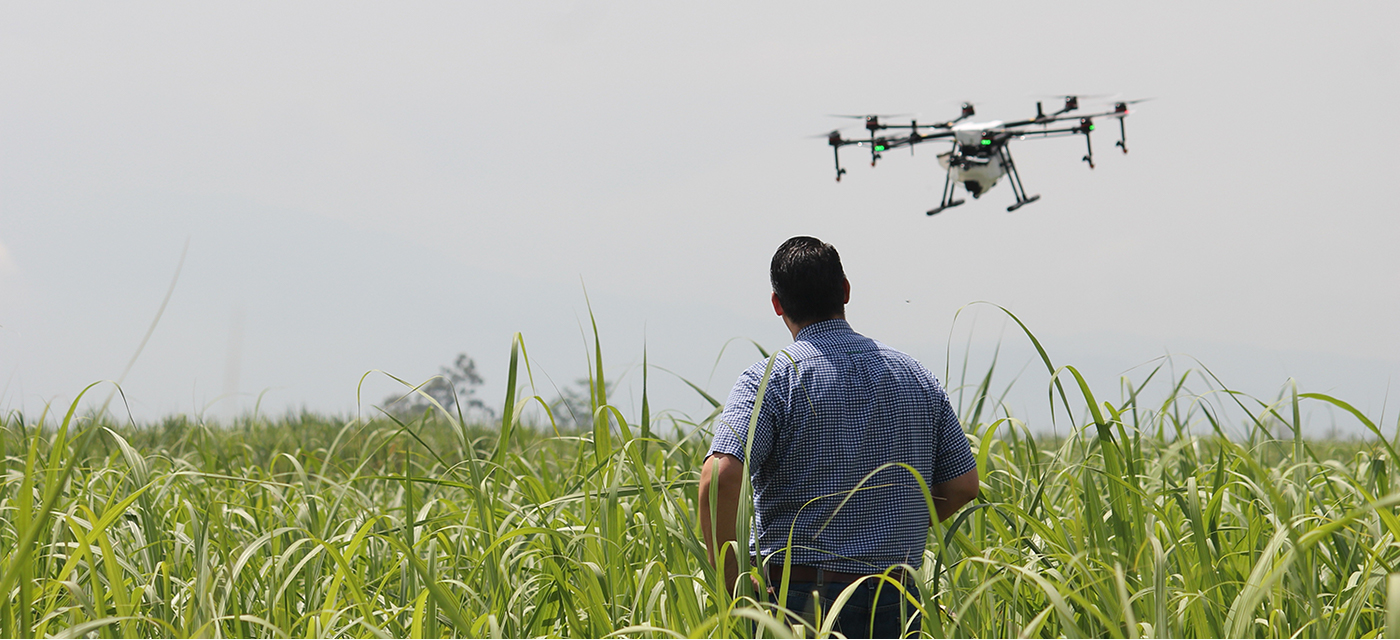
[825, 96, 1148, 215]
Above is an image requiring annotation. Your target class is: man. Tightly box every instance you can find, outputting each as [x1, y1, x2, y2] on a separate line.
[698, 236, 979, 638]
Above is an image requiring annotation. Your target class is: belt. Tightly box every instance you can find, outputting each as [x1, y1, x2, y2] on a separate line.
[765, 564, 910, 586]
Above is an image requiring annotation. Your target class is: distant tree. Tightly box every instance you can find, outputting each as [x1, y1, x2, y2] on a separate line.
[385, 353, 494, 420]
[547, 377, 613, 430]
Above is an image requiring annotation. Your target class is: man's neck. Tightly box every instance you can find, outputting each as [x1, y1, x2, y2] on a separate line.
[784, 314, 845, 340]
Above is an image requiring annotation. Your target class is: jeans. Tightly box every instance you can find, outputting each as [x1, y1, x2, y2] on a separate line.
[769, 579, 922, 638]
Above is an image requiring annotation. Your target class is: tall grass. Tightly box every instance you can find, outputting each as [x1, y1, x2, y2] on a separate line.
[2, 316, 1399, 638]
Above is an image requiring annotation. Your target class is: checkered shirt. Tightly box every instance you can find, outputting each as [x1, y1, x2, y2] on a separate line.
[707, 319, 974, 573]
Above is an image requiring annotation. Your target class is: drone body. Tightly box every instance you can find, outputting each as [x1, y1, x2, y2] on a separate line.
[825, 96, 1146, 215]
[940, 119, 1008, 199]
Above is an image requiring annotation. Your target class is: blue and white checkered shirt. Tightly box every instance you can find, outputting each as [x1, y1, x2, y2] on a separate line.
[707, 319, 974, 573]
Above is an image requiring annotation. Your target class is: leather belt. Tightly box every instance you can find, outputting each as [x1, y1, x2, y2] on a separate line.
[765, 564, 909, 586]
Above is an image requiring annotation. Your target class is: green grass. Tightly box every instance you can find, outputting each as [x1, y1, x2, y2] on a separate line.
[3, 317, 1399, 638]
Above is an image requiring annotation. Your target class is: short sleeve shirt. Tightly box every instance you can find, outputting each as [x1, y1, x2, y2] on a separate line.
[707, 319, 974, 573]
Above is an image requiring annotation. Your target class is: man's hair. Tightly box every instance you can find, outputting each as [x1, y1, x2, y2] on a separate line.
[770, 236, 846, 325]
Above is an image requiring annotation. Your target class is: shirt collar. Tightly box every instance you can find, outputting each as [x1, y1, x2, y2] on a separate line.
[795, 318, 852, 341]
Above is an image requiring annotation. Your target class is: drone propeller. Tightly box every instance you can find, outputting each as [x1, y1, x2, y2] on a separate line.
[833, 114, 912, 135]
[922, 102, 977, 128]
[1112, 97, 1156, 112]
[1032, 93, 1117, 100]
[1073, 95, 1155, 113]
[828, 113, 912, 119]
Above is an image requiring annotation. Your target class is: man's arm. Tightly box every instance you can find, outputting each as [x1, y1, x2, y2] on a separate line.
[698, 452, 745, 593]
[930, 467, 979, 523]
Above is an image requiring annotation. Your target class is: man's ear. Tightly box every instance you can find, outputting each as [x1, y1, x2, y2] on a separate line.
[771, 292, 784, 317]
[842, 278, 851, 304]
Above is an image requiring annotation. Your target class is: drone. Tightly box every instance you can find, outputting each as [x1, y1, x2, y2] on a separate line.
[824, 96, 1147, 215]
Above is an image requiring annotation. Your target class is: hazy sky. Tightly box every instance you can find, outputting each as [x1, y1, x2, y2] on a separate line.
[3, 2, 1397, 433]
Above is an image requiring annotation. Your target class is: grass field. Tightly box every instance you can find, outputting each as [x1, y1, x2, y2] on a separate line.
[4, 320, 1400, 638]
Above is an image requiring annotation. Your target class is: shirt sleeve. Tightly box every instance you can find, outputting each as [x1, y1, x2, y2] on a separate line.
[708, 362, 780, 468]
[926, 372, 977, 485]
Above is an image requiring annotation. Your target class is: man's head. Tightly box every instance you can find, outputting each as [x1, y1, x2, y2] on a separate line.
[770, 236, 849, 328]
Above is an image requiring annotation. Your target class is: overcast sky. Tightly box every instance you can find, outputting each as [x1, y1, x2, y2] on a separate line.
[3, 2, 1397, 434]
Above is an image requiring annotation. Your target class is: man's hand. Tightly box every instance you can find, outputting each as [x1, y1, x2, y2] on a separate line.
[930, 467, 979, 523]
[698, 452, 746, 594]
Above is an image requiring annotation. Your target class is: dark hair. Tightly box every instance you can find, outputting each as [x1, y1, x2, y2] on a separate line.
[770, 236, 846, 324]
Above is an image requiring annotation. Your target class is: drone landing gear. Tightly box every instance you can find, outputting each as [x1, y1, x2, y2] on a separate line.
[1007, 195, 1040, 212]
[927, 199, 965, 216]
[998, 144, 1040, 213]
[927, 159, 965, 216]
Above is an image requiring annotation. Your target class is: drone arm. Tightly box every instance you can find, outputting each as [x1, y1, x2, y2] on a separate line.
[882, 132, 948, 150]
[1002, 124, 1096, 167]
[1000, 126, 1083, 139]
[1003, 106, 1124, 129]
[880, 130, 956, 150]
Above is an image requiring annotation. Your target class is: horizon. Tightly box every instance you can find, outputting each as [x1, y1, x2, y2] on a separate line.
[3, 2, 1396, 436]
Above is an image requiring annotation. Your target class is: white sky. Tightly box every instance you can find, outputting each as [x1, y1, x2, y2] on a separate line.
[2, 2, 1397, 433]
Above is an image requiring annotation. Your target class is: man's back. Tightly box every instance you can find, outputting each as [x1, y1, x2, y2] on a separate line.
[708, 319, 974, 573]
[697, 236, 977, 637]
